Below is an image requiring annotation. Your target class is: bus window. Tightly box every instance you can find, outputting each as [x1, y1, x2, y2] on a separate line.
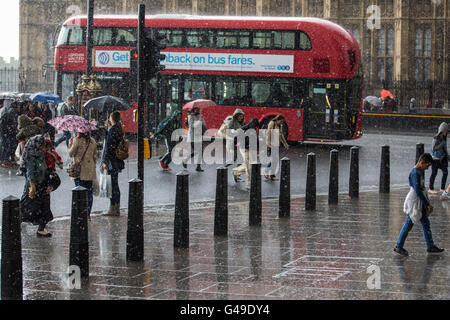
[57, 26, 85, 46]
[253, 32, 272, 49]
[186, 30, 202, 48]
[161, 29, 183, 47]
[93, 28, 113, 46]
[251, 81, 270, 106]
[252, 80, 295, 107]
[273, 31, 295, 50]
[238, 31, 251, 48]
[168, 78, 180, 110]
[217, 31, 237, 48]
[184, 79, 212, 102]
[299, 32, 312, 51]
[215, 79, 250, 106]
[217, 31, 250, 49]
[115, 28, 136, 46]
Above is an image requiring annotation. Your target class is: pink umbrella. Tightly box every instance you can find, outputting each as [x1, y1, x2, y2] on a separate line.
[48, 115, 98, 133]
[183, 99, 216, 112]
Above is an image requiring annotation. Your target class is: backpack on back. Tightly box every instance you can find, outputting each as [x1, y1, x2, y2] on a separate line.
[116, 138, 129, 160]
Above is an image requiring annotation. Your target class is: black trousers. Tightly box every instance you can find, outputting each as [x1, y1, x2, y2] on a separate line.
[160, 138, 177, 167]
[429, 158, 448, 190]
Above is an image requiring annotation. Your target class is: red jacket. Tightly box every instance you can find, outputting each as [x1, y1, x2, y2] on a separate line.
[45, 149, 63, 171]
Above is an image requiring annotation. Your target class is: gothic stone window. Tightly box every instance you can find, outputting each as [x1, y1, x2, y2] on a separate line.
[376, 25, 394, 85]
[414, 25, 432, 82]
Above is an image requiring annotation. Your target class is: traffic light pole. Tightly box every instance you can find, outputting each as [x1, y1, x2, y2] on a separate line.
[137, 4, 145, 181]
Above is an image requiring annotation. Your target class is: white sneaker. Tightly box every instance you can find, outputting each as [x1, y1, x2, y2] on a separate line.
[429, 189, 439, 194]
[442, 192, 450, 200]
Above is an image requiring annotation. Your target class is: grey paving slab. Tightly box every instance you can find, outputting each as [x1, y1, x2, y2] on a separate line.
[1, 188, 450, 300]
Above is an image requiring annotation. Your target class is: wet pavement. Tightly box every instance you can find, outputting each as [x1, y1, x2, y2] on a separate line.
[0, 132, 434, 218]
[4, 188, 450, 300]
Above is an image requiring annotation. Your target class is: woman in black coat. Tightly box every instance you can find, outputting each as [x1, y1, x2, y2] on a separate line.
[101, 111, 125, 216]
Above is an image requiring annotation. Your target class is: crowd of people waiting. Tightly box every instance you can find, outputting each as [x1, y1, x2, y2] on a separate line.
[0, 96, 126, 237]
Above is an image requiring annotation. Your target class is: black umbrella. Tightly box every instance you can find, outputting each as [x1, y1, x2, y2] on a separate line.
[83, 95, 133, 113]
[16, 93, 33, 102]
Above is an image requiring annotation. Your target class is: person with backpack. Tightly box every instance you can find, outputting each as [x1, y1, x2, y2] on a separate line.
[393, 153, 444, 256]
[150, 110, 182, 170]
[428, 122, 449, 194]
[101, 111, 125, 216]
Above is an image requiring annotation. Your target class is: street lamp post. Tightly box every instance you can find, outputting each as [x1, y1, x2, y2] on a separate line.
[75, 0, 101, 117]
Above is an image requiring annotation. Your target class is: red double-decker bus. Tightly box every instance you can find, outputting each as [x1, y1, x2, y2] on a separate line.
[54, 14, 363, 142]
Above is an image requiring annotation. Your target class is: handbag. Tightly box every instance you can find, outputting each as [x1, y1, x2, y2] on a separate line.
[47, 170, 61, 192]
[67, 139, 90, 178]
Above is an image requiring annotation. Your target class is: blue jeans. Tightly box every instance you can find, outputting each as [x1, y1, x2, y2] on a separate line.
[110, 172, 120, 206]
[74, 179, 93, 215]
[396, 212, 435, 249]
[54, 131, 71, 148]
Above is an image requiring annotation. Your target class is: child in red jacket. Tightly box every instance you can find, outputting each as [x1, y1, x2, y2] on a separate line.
[44, 138, 63, 171]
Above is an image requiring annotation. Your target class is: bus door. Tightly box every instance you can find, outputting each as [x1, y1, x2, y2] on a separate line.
[304, 82, 347, 140]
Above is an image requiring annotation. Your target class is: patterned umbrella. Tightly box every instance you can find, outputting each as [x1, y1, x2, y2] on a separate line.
[48, 115, 98, 133]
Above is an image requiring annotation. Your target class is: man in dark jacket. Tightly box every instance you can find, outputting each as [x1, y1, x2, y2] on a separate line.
[151, 110, 182, 170]
[0, 101, 20, 168]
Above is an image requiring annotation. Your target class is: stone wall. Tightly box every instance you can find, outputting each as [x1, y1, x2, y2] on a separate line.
[19, 0, 449, 107]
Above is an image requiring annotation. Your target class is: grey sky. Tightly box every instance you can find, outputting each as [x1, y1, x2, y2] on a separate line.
[0, 0, 19, 60]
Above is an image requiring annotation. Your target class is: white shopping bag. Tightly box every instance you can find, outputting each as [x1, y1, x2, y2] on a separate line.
[99, 172, 112, 198]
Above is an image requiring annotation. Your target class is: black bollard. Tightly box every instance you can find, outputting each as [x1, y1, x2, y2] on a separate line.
[279, 157, 290, 218]
[380, 145, 390, 193]
[127, 178, 144, 261]
[349, 146, 359, 199]
[305, 153, 316, 211]
[1, 196, 22, 300]
[69, 186, 89, 278]
[174, 171, 189, 248]
[249, 163, 262, 226]
[328, 150, 339, 204]
[214, 167, 228, 236]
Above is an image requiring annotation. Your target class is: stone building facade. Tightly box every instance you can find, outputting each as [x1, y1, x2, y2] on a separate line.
[20, 0, 449, 108]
